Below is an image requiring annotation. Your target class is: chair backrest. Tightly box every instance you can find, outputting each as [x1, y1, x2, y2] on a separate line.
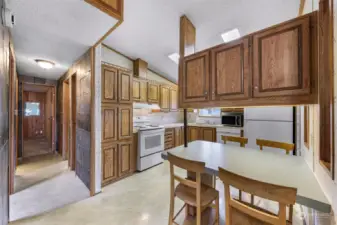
[256, 139, 295, 155]
[218, 167, 297, 225]
[222, 135, 248, 147]
[167, 152, 205, 189]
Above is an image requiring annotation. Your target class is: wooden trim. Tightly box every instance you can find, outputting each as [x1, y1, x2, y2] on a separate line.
[299, 0, 306, 16]
[101, 43, 133, 61]
[85, 0, 124, 21]
[21, 82, 55, 88]
[9, 46, 15, 195]
[94, 19, 123, 47]
[90, 47, 96, 196]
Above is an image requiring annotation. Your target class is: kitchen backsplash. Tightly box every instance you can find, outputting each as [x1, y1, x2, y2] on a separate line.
[133, 108, 183, 124]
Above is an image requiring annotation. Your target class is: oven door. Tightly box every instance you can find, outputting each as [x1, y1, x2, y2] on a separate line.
[139, 128, 165, 157]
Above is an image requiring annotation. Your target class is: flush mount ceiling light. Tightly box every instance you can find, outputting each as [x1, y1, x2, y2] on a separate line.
[168, 53, 180, 64]
[35, 59, 55, 69]
[221, 28, 241, 43]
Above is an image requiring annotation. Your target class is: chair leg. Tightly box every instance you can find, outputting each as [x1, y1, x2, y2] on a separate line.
[215, 196, 220, 225]
[250, 195, 254, 205]
[239, 190, 242, 201]
[168, 195, 175, 225]
[288, 204, 293, 223]
[197, 205, 201, 225]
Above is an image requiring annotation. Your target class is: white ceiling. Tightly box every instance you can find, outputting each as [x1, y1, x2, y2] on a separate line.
[8, 0, 118, 80]
[103, 0, 300, 83]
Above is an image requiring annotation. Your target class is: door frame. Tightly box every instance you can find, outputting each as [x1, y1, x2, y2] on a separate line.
[9, 46, 16, 195]
[21, 83, 57, 157]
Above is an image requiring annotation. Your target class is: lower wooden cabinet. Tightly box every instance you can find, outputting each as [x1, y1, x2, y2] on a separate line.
[188, 126, 216, 143]
[102, 140, 134, 186]
[165, 128, 175, 150]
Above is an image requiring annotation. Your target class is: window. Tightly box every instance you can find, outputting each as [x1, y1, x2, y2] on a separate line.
[303, 106, 310, 149]
[198, 108, 221, 117]
[25, 102, 40, 116]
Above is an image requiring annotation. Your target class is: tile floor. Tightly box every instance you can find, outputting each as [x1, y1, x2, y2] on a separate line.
[10, 154, 90, 222]
[10, 162, 315, 225]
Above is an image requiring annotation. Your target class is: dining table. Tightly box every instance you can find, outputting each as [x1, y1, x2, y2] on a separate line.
[161, 140, 331, 213]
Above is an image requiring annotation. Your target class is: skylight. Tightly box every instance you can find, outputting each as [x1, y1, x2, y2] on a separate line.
[168, 53, 180, 64]
[221, 28, 241, 43]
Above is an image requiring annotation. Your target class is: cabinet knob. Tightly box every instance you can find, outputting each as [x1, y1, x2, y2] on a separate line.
[254, 86, 258, 89]
[204, 91, 208, 95]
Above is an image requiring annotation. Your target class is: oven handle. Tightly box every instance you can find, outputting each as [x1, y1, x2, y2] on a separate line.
[236, 116, 242, 127]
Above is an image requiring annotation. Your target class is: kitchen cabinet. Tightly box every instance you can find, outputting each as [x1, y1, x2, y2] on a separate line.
[182, 50, 210, 103]
[170, 87, 178, 111]
[200, 127, 216, 142]
[102, 143, 118, 185]
[101, 105, 118, 143]
[118, 141, 132, 177]
[133, 78, 147, 102]
[175, 127, 183, 147]
[134, 59, 148, 78]
[252, 16, 310, 98]
[148, 81, 160, 104]
[179, 12, 317, 108]
[118, 70, 132, 104]
[118, 105, 133, 140]
[165, 128, 175, 150]
[102, 65, 118, 103]
[84, 0, 123, 20]
[160, 85, 170, 110]
[188, 127, 200, 142]
[211, 38, 250, 100]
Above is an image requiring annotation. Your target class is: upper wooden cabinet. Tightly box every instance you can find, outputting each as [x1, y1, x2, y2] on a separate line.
[134, 59, 148, 78]
[118, 70, 132, 104]
[170, 87, 178, 111]
[102, 65, 118, 103]
[160, 85, 170, 110]
[148, 81, 160, 104]
[85, 0, 124, 20]
[179, 13, 317, 108]
[252, 16, 310, 97]
[211, 38, 250, 100]
[182, 50, 210, 103]
[133, 78, 147, 102]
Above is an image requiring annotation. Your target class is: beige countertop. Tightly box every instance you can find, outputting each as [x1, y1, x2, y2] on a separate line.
[133, 123, 244, 132]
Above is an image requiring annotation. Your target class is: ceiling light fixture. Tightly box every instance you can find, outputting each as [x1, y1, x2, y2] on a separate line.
[35, 59, 55, 69]
[221, 28, 241, 43]
[168, 53, 180, 64]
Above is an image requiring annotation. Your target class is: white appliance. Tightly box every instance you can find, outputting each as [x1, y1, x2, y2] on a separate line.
[244, 107, 294, 154]
[137, 125, 165, 171]
[216, 127, 242, 147]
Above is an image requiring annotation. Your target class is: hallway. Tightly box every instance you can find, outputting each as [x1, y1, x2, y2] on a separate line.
[11, 154, 90, 222]
[22, 138, 51, 158]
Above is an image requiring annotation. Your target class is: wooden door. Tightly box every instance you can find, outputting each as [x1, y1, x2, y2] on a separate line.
[182, 50, 210, 103]
[102, 65, 118, 103]
[102, 143, 118, 185]
[170, 87, 178, 111]
[118, 70, 132, 104]
[63, 81, 70, 160]
[133, 78, 147, 102]
[148, 82, 160, 103]
[118, 141, 132, 177]
[101, 105, 118, 143]
[188, 127, 200, 142]
[118, 105, 133, 140]
[200, 128, 215, 142]
[211, 38, 250, 100]
[23, 91, 46, 139]
[253, 16, 310, 97]
[160, 85, 170, 110]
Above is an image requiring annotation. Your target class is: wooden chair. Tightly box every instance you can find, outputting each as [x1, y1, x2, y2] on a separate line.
[218, 167, 297, 225]
[222, 135, 248, 147]
[167, 152, 219, 225]
[256, 139, 295, 155]
[220, 135, 249, 202]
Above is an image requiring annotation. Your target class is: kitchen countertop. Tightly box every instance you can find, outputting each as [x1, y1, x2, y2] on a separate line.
[162, 141, 331, 213]
[133, 123, 244, 132]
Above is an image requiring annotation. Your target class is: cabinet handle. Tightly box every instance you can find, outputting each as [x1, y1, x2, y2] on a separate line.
[204, 91, 208, 95]
[254, 86, 258, 89]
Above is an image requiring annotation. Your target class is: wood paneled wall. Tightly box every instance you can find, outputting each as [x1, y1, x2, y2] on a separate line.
[58, 50, 92, 190]
[0, 0, 11, 222]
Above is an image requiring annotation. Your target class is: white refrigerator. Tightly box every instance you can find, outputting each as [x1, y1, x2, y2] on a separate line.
[244, 107, 294, 154]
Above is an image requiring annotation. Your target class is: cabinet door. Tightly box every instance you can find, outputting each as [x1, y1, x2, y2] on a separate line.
[118, 105, 133, 140]
[175, 127, 182, 146]
[101, 105, 118, 143]
[102, 65, 118, 103]
[133, 79, 147, 102]
[253, 16, 310, 97]
[170, 87, 178, 111]
[118, 141, 132, 177]
[102, 143, 118, 185]
[200, 128, 216, 142]
[160, 86, 170, 110]
[211, 38, 250, 100]
[188, 127, 200, 142]
[148, 82, 160, 103]
[118, 70, 132, 104]
[182, 51, 210, 103]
